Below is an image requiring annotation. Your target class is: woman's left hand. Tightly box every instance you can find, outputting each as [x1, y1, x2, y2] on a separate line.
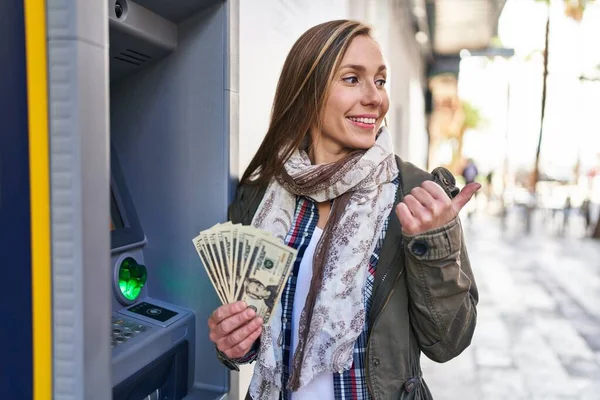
[396, 181, 481, 235]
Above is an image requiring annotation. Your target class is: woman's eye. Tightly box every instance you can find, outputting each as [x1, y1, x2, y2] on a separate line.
[376, 79, 387, 87]
[343, 76, 359, 84]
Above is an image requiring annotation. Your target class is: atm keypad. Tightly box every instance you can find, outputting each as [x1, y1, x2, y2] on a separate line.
[111, 316, 148, 348]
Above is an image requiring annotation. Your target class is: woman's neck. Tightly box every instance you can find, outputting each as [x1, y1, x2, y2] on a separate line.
[308, 137, 349, 165]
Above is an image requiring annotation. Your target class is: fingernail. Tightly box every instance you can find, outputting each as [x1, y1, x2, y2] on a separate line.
[245, 308, 255, 317]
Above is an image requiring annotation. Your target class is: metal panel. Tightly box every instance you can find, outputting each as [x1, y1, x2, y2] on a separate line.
[110, 2, 232, 394]
[0, 1, 33, 398]
[135, 0, 222, 23]
[46, 0, 112, 398]
[108, 0, 179, 82]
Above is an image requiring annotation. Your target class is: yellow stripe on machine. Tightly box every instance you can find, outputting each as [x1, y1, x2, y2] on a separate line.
[23, 0, 52, 398]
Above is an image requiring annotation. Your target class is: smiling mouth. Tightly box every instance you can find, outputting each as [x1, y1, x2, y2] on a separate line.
[346, 116, 377, 129]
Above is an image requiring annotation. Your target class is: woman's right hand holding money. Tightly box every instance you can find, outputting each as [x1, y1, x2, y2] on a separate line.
[208, 301, 263, 359]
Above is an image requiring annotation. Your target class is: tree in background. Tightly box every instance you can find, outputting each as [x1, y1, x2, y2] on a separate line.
[531, 0, 552, 194]
[531, 0, 594, 190]
[532, 0, 600, 237]
[564, 0, 590, 20]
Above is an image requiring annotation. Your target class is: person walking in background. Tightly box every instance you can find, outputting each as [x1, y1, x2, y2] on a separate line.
[485, 171, 493, 197]
[582, 197, 592, 233]
[462, 159, 479, 185]
[461, 159, 479, 219]
[563, 196, 572, 236]
[484, 170, 495, 212]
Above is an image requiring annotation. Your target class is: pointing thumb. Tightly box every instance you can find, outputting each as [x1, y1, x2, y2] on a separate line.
[452, 182, 481, 212]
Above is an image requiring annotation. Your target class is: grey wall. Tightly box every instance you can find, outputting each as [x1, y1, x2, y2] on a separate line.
[388, 1, 429, 168]
[110, 2, 232, 393]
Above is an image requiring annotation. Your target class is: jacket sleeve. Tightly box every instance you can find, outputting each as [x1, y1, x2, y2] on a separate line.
[216, 342, 260, 371]
[402, 216, 478, 363]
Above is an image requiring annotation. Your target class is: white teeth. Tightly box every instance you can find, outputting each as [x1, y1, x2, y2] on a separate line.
[348, 117, 376, 124]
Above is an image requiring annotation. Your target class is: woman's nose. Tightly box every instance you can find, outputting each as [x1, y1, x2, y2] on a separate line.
[361, 82, 382, 107]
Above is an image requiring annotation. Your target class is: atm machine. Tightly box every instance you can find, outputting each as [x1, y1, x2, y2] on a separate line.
[107, 0, 239, 398]
[0, 0, 239, 399]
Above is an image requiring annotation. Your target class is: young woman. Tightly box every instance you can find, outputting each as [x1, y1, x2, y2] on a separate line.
[208, 19, 480, 400]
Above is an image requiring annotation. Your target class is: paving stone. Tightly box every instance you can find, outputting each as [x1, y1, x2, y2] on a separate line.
[579, 381, 600, 400]
[475, 347, 514, 369]
[478, 367, 528, 400]
[534, 316, 596, 362]
[473, 312, 513, 368]
[581, 331, 600, 352]
[421, 347, 479, 400]
[563, 358, 600, 379]
[519, 283, 557, 311]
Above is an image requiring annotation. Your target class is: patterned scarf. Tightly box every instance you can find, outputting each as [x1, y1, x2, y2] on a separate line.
[249, 127, 399, 400]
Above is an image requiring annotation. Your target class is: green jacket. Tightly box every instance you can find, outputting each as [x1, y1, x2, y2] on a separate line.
[222, 156, 478, 400]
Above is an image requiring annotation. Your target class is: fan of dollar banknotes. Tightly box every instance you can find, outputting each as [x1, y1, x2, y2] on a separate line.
[192, 222, 298, 323]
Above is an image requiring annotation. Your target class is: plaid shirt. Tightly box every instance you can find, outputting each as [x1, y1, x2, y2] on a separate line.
[275, 178, 398, 400]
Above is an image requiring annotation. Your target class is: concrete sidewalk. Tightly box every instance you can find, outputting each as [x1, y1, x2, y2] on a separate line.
[421, 211, 600, 400]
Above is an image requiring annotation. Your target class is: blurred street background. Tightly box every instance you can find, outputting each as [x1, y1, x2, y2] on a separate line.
[234, 0, 600, 398]
[422, 209, 600, 399]
[419, 1, 600, 398]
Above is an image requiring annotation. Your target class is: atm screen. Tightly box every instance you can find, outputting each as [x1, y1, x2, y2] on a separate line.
[110, 189, 125, 231]
[110, 145, 144, 249]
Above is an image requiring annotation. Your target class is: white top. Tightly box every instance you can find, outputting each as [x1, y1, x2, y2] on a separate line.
[290, 226, 335, 399]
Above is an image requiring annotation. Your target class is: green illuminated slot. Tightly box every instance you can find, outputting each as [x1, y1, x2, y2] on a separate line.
[118, 257, 147, 301]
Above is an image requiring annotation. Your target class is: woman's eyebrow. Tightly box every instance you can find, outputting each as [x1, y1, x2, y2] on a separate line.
[339, 64, 387, 73]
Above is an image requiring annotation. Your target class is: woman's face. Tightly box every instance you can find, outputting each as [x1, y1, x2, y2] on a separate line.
[314, 35, 389, 160]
